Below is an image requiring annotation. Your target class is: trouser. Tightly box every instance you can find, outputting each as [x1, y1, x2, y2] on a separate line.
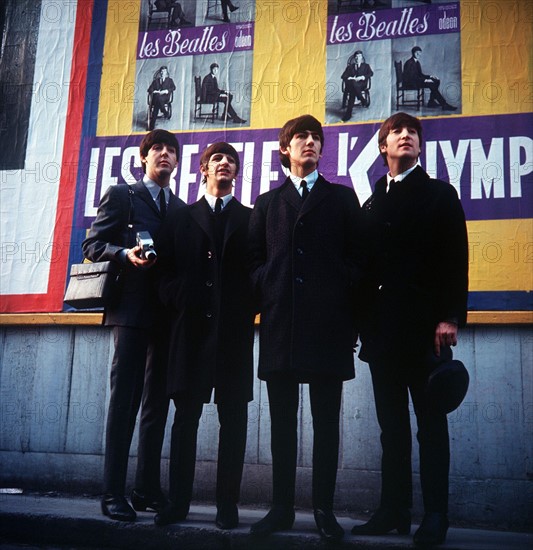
[168, 396, 248, 509]
[220, 0, 235, 19]
[266, 374, 343, 510]
[345, 82, 367, 111]
[369, 356, 450, 513]
[103, 325, 169, 496]
[150, 94, 171, 128]
[218, 93, 239, 120]
[424, 78, 447, 106]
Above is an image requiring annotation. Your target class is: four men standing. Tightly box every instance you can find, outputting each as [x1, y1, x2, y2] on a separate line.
[85, 111, 467, 548]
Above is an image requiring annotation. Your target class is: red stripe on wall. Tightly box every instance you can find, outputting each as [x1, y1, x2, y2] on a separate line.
[2, 0, 94, 312]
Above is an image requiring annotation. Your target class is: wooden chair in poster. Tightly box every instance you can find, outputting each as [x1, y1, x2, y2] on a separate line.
[147, 0, 172, 29]
[341, 75, 372, 109]
[394, 60, 424, 110]
[206, 0, 221, 18]
[194, 76, 220, 123]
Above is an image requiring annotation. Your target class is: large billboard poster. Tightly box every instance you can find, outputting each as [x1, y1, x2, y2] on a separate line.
[0, 0, 532, 314]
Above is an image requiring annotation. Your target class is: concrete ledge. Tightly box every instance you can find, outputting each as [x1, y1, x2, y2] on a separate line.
[2, 311, 533, 325]
[0, 493, 531, 550]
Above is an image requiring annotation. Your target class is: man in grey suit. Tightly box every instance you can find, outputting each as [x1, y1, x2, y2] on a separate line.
[82, 129, 185, 521]
[248, 114, 363, 542]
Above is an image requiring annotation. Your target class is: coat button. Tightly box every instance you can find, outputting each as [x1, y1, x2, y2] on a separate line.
[295, 277, 304, 284]
[296, 247, 304, 255]
[206, 280, 213, 287]
[298, 221, 304, 227]
[207, 251, 213, 259]
[206, 312, 212, 318]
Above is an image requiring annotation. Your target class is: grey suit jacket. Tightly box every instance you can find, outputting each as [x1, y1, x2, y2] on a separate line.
[82, 180, 185, 328]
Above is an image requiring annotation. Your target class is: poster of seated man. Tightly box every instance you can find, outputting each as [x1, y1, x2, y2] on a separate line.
[147, 66, 176, 130]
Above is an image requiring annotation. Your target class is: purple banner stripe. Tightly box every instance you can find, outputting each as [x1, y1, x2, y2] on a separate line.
[327, 2, 460, 45]
[137, 22, 254, 59]
[76, 113, 532, 225]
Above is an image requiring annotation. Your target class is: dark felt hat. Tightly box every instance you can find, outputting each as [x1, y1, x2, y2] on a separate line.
[425, 347, 469, 414]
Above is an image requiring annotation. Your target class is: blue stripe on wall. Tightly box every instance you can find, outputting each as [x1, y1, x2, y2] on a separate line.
[468, 292, 533, 311]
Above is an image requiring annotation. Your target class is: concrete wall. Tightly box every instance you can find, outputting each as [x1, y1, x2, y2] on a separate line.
[0, 324, 532, 530]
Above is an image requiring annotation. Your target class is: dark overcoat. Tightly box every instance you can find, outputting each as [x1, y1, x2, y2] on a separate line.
[82, 180, 185, 328]
[156, 197, 255, 403]
[358, 166, 469, 362]
[247, 175, 362, 382]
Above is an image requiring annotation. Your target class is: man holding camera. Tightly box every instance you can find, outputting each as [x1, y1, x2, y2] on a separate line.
[82, 129, 185, 522]
[154, 142, 255, 530]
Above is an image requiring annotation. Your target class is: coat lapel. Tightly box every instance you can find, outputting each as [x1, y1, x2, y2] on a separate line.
[299, 175, 331, 217]
[168, 190, 179, 208]
[189, 197, 212, 239]
[133, 180, 160, 216]
[279, 175, 332, 216]
[223, 199, 246, 249]
[279, 177, 304, 212]
[190, 197, 247, 259]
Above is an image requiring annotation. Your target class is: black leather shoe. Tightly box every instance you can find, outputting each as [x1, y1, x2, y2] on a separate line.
[250, 506, 295, 537]
[413, 512, 449, 546]
[154, 503, 188, 526]
[130, 489, 168, 512]
[314, 509, 344, 542]
[216, 503, 239, 529]
[101, 494, 136, 522]
[351, 507, 411, 535]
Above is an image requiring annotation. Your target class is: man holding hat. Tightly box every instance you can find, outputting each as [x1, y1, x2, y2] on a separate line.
[353, 112, 468, 547]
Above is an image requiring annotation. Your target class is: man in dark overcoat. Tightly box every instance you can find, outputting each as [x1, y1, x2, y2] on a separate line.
[154, 142, 255, 530]
[82, 130, 185, 521]
[248, 114, 363, 543]
[352, 112, 468, 547]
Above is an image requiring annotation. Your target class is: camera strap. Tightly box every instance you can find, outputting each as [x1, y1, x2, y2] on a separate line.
[127, 187, 135, 230]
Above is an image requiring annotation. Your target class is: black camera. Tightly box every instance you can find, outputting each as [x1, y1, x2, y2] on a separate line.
[136, 231, 157, 261]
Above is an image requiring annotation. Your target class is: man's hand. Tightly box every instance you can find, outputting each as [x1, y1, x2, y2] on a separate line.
[434, 321, 458, 356]
[126, 245, 157, 269]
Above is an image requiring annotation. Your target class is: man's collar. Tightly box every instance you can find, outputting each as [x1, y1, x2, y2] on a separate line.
[204, 192, 233, 211]
[387, 164, 418, 184]
[143, 176, 169, 200]
[289, 169, 319, 190]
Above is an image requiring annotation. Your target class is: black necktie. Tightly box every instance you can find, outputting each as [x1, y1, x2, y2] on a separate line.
[301, 180, 309, 200]
[159, 189, 167, 217]
[214, 197, 223, 214]
[388, 179, 397, 193]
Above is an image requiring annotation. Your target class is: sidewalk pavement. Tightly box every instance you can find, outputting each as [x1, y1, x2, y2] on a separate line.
[0, 493, 531, 549]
